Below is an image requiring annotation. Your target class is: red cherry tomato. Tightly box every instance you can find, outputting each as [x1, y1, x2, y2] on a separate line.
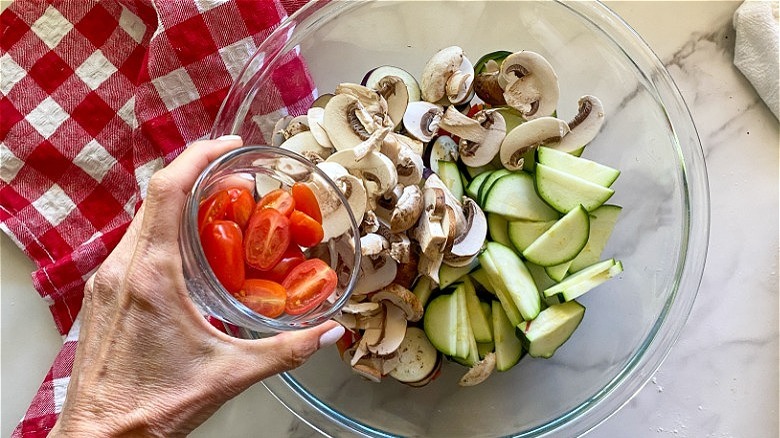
[234, 279, 287, 318]
[200, 220, 245, 293]
[282, 258, 337, 315]
[244, 208, 290, 270]
[198, 190, 230, 232]
[256, 188, 295, 217]
[289, 210, 324, 248]
[225, 188, 255, 230]
[336, 330, 360, 359]
[247, 244, 306, 283]
[291, 182, 322, 224]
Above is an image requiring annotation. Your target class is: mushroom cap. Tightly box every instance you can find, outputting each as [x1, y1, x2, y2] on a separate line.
[326, 149, 398, 201]
[438, 105, 486, 143]
[354, 253, 397, 296]
[548, 95, 606, 153]
[373, 75, 409, 128]
[368, 303, 408, 356]
[390, 185, 424, 233]
[499, 116, 570, 171]
[448, 197, 488, 259]
[402, 101, 443, 143]
[279, 130, 332, 160]
[370, 283, 424, 322]
[499, 51, 560, 120]
[445, 56, 475, 105]
[323, 93, 370, 151]
[458, 109, 507, 168]
[458, 352, 496, 387]
[307, 107, 334, 149]
[421, 46, 464, 103]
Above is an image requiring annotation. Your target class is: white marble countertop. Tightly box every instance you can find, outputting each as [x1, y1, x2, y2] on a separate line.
[2, 1, 778, 437]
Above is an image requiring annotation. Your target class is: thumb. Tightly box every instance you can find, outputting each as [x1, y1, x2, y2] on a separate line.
[229, 321, 345, 384]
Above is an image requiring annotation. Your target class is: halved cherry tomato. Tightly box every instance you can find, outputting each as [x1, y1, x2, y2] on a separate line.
[198, 190, 230, 232]
[291, 182, 322, 224]
[225, 188, 255, 230]
[256, 188, 295, 217]
[244, 208, 290, 270]
[246, 244, 306, 283]
[289, 210, 324, 247]
[282, 258, 337, 315]
[336, 330, 360, 359]
[234, 279, 287, 318]
[200, 220, 245, 293]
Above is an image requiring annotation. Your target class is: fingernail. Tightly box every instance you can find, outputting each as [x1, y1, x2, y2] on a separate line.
[216, 134, 242, 141]
[318, 324, 345, 348]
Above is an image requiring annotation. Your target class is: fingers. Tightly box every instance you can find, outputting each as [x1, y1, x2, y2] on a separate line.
[227, 322, 345, 386]
[139, 136, 244, 245]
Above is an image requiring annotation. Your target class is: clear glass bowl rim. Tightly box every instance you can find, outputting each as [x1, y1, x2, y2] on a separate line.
[211, 1, 711, 436]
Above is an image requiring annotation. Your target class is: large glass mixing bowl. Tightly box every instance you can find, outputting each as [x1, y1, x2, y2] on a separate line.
[211, 1, 710, 436]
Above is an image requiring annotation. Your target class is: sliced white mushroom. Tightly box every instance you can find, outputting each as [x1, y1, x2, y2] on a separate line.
[372, 75, 409, 128]
[323, 93, 372, 151]
[473, 69, 506, 106]
[368, 303, 408, 355]
[353, 126, 391, 161]
[370, 283, 424, 322]
[499, 51, 560, 120]
[424, 174, 467, 236]
[458, 109, 506, 168]
[499, 116, 570, 171]
[342, 301, 382, 316]
[393, 133, 425, 158]
[428, 135, 459, 175]
[438, 105, 486, 143]
[360, 210, 380, 234]
[418, 251, 444, 285]
[421, 46, 464, 103]
[353, 252, 397, 296]
[412, 207, 447, 258]
[402, 101, 443, 143]
[327, 149, 398, 210]
[307, 107, 334, 149]
[389, 185, 423, 233]
[285, 115, 310, 137]
[361, 233, 389, 257]
[280, 130, 332, 161]
[364, 65, 421, 102]
[352, 362, 383, 383]
[458, 352, 496, 387]
[271, 115, 293, 146]
[381, 134, 424, 186]
[313, 162, 368, 240]
[335, 82, 388, 120]
[444, 198, 487, 266]
[445, 56, 475, 105]
[311, 93, 334, 109]
[548, 95, 606, 153]
[389, 233, 412, 264]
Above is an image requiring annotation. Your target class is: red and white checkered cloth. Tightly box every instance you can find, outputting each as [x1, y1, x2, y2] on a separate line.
[0, 1, 315, 435]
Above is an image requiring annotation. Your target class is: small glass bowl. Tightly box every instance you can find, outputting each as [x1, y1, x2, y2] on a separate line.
[180, 146, 362, 337]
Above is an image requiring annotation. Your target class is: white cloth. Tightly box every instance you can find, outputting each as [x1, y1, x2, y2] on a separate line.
[733, 0, 779, 119]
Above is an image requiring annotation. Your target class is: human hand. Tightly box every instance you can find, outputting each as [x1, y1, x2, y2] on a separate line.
[50, 137, 345, 437]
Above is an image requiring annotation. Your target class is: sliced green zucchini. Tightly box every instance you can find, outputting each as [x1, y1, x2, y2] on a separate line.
[483, 172, 559, 221]
[466, 170, 493, 200]
[487, 213, 512, 247]
[543, 259, 622, 301]
[484, 242, 541, 321]
[522, 205, 590, 267]
[493, 300, 524, 371]
[537, 146, 620, 187]
[423, 293, 458, 356]
[439, 257, 479, 289]
[535, 164, 614, 213]
[478, 249, 522, 326]
[569, 205, 622, 273]
[463, 276, 492, 343]
[507, 219, 556, 253]
[438, 160, 464, 200]
[517, 300, 585, 358]
[478, 169, 511, 206]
